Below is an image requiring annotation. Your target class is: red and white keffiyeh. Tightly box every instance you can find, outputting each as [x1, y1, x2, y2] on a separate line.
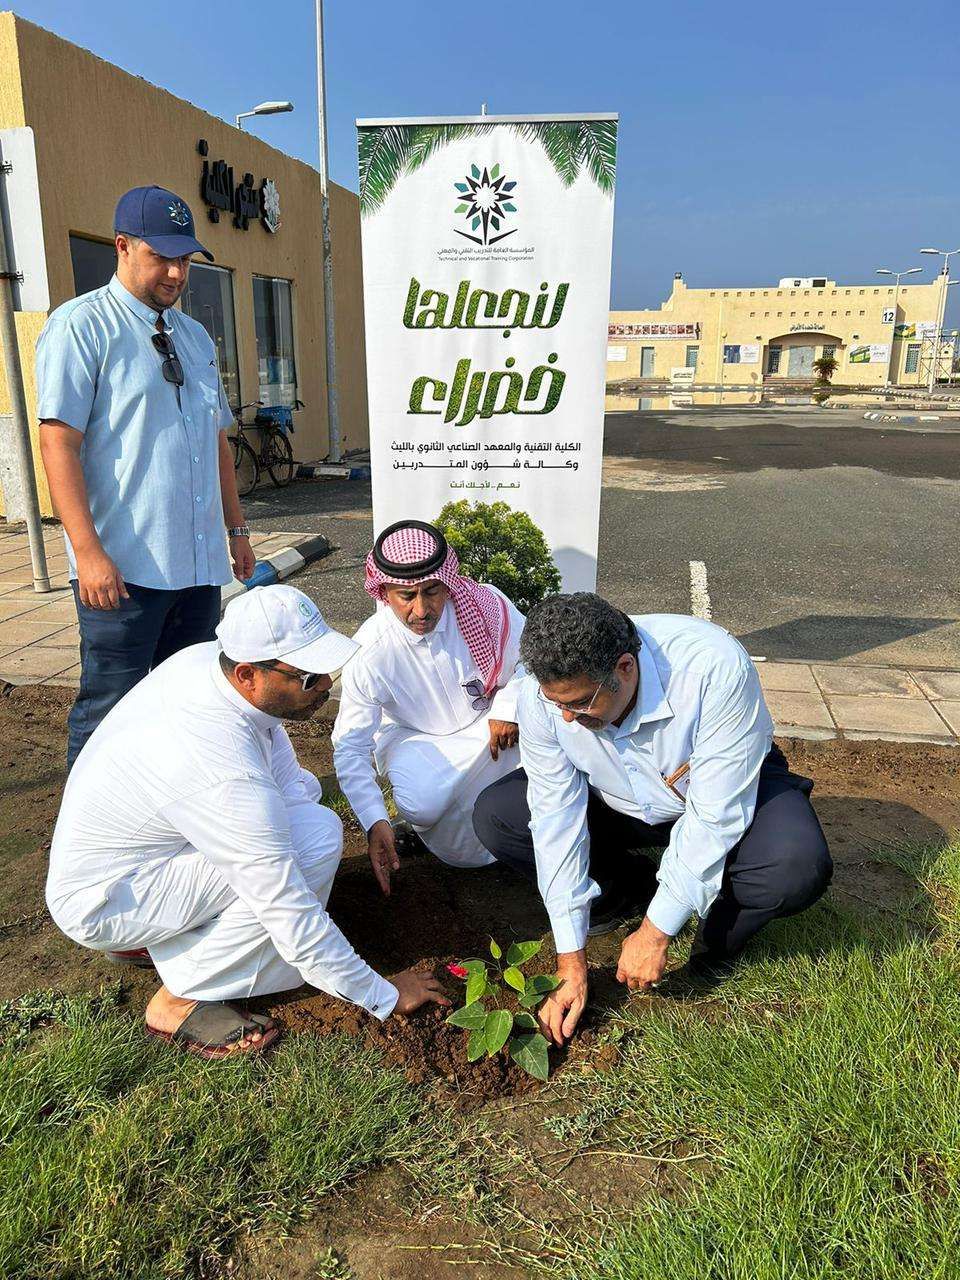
[364, 523, 509, 695]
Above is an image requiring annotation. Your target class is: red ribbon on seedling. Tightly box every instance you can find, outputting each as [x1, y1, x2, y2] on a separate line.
[446, 964, 469, 979]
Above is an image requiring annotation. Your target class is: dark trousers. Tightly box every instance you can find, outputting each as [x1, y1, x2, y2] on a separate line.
[472, 745, 832, 964]
[68, 582, 221, 770]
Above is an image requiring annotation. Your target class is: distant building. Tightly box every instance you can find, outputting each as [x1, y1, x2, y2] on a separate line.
[608, 273, 953, 389]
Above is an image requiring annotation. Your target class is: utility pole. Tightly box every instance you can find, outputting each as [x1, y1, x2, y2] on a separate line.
[920, 247, 960, 394]
[0, 164, 49, 592]
[875, 266, 921, 387]
[316, 0, 341, 462]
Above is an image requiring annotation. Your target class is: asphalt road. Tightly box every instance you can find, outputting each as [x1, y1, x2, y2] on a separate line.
[247, 407, 960, 669]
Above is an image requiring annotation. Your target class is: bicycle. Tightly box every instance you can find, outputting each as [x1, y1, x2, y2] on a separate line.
[228, 401, 299, 497]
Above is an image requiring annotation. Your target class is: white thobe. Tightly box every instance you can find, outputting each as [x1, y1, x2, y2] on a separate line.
[332, 588, 525, 867]
[46, 642, 398, 1019]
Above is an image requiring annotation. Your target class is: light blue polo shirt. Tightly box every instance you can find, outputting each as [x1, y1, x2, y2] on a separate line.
[35, 274, 234, 591]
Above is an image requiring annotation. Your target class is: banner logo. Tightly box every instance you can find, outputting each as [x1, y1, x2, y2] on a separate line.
[453, 164, 518, 245]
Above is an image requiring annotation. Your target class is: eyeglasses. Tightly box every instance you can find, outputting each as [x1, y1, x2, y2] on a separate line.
[253, 661, 327, 693]
[537, 677, 608, 718]
[151, 329, 184, 387]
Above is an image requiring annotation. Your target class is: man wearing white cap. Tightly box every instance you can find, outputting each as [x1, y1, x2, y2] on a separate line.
[46, 585, 447, 1060]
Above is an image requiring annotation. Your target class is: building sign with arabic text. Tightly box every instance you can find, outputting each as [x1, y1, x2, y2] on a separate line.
[608, 322, 700, 339]
[197, 139, 281, 233]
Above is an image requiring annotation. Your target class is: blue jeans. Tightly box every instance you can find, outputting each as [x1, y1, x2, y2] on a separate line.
[68, 581, 221, 770]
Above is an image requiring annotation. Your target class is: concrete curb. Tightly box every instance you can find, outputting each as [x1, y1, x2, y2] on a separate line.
[221, 533, 332, 603]
[297, 462, 371, 481]
[863, 411, 942, 423]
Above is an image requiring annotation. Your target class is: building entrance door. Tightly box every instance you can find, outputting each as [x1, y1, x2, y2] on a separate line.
[640, 346, 655, 377]
[787, 345, 815, 377]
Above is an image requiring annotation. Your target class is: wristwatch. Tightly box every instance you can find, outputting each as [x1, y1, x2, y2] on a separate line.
[227, 525, 250, 538]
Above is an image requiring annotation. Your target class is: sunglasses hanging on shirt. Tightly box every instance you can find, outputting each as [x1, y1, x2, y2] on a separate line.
[151, 329, 185, 388]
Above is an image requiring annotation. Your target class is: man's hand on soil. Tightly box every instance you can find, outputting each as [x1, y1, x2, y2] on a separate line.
[616, 917, 670, 992]
[368, 820, 400, 896]
[391, 968, 451, 1015]
[488, 719, 519, 760]
[538, 949, 588, 1046]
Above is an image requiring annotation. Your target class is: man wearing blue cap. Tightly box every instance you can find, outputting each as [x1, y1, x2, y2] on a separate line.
[36, 186, 256, 769]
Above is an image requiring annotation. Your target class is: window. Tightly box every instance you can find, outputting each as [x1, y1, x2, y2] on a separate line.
[822, 345, 836, 359]
[181, 263, 240, 410]
[253, 276, 298, 407]
[69, 235, 115, 294]
[685, 345, 699, 369]
[905, 344, 921, 374]
[768, 346, 782, 373]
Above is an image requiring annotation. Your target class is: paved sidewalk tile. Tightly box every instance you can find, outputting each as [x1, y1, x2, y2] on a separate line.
[913, 671, 960, 701]
[812, 665, 923, 698]
[0, 647, 78, 679]
[757, 662, 818, 692]
[0, 617, 77, 647]
[827, 694, 950, 737]
[933, 701, 960, 736]
[764, 690, 834, 729]
[34, 627, 80, 648]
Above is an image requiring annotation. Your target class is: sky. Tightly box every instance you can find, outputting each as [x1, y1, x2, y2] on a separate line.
[11, 0, 960, 324]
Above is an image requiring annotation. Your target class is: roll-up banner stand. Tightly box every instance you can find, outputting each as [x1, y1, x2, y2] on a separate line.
[357, 114, 618, 590]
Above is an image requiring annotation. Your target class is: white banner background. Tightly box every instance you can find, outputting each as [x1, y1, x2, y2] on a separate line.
[357, 115, 617, 591]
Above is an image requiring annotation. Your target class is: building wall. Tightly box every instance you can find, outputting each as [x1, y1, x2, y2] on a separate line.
[0, 12, 369, 516]
[608, 275, 946, 388]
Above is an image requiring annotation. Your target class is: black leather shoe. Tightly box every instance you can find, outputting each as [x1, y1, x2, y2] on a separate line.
[392, 821, 429, 859]
[587, 883, 652, 936]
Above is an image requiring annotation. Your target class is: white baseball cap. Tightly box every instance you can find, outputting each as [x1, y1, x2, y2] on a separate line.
[215, 585, 359, 674]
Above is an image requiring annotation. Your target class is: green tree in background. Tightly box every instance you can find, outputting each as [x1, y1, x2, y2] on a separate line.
[435, 501, 561, 614]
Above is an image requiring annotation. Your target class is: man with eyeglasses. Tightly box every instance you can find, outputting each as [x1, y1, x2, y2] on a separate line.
[473, 594, 832, 1046]
[46, 585, 448, 1060]
[36, 185, 255, 770]
[332, 520, 526, 889]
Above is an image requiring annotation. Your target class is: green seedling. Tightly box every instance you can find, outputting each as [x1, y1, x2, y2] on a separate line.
[445, 939, 561, 1081]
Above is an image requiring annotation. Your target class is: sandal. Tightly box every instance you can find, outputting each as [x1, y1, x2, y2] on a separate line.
[105, 948, 156, 969]
[146, 1001, 281, 1060]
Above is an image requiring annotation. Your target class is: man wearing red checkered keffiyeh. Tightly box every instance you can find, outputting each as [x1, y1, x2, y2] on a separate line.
[332, 520, 527, 889]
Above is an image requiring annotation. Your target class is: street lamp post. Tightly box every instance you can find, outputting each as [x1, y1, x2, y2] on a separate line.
[235, 101, 294, 131]
[920, 247, 960, 392]
[876, 267, 922, 386]
[315, 0, 341, 463]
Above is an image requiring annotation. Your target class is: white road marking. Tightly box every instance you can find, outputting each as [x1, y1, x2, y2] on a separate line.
[689, 560, 712, 620]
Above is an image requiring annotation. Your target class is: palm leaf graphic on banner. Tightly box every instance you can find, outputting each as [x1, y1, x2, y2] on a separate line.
[358, 119, 616, 215]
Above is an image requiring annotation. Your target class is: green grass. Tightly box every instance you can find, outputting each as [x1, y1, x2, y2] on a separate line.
[2, 840, 959, 1279]
[565, 841, 960, 1280]
[0, 988, 423, 1279]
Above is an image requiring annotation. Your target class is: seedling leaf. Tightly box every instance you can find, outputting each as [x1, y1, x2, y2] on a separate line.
[489, 938, 502, 961]
[484, 1009, 513, 1056]
[513, 1011, 539, 1032]
[467, 1027, 486, 1062]
[465, 970, 487, 1006]
[530, 974, 561, 994]
[503, 966, 526, 994]
[509, 1031, 550, 1081]
[505, 941, 542, 966]
[446, 1000, 487, 1030]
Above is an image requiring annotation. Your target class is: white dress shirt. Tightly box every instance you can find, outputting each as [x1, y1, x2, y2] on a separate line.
[47, 642, 398, 1018]
[518, 614, 773, 953]
[332, 587, 525, 833]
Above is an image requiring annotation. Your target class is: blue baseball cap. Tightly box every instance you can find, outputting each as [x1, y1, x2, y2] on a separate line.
[114, 185, 214, 261]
